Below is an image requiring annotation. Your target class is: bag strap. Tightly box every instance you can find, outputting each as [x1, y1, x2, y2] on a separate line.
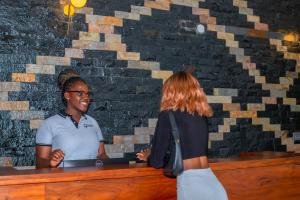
[168, 111, 180, 144]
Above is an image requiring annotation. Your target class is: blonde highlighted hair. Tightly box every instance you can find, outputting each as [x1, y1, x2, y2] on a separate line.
[160, 71, 213, 117]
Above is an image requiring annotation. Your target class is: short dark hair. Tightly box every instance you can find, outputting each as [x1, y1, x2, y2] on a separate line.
[57, 69, 80, 90]
[61, 76, 88, 106]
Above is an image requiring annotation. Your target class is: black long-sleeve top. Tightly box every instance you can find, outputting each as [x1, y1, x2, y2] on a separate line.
[149, 110, 209, 168]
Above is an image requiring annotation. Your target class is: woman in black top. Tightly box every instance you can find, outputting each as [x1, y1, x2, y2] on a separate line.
[137, 71, 228, 200]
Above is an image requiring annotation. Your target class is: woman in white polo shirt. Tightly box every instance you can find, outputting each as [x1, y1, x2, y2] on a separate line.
[35, 71, 108, 168]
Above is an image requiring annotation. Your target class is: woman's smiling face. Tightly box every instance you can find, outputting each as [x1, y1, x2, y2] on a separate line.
[64, 80, 90, 113]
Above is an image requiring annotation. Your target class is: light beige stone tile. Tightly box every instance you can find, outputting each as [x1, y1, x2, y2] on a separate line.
[262, 97, 277, 104]
[215, 25, 226, 32]
[269, 39, 282, 46]
[277, 45, 288, 52]
[284, 52, 299, 60]
[209, 132, 224, 141]
[229, 47, 244, 56]
[243, 62, 256, 70]
[262, 84, 289, 90]
[226, 40, 239, 48]
[171, 0, 199, 8]
[254, 23, 269, 31]
[151, 70, 173, 81]
[208, 16, 216, 25]
[30, 120, 44, 129]
[0, 101, 29, 111]
[283, 98, 296, 105]
[247, 15, 260, 23]
[207, 96, 232, 104]
[0, 82, 21, 92]
[254, 76, 266, 84]
[65, 48, 84, 58]
[114, 11, 140, 20]
[207, 24, 216, 31]
[117, 52, 140, 61]
[218, 125, 230, 133]
[105, 34, 122, 43]
[224, 118, 237, 125]
[13, 166, 36, 170]
[291, 105, 300, 112]
[233, 0, 247, 7]
[286, 72, 298, 79]
[105, 144, 134, 153]
[0, 92, 8, 100]
[134, 127, 155, 135]
[88, 24, 114, 33]
[106, 152, 124, 158]
[36, 56, 71, 66]
[148, 118, 158, 128]
[79, 32, 100, 41]
[72, 40, 126, 51]
[26, 64, 55, 74]
[113, 136, 124, 144]
[213, 88, 238, 96]
[274, 131, 285, 138]
[10, 111, 45, 120]
[86, 15, 123, 26]
[217, 32, 235, 41]
[75, 7, 93, 14]
[263, 124, 281, 132]
[247, 104, 265, 111]
[252, 117, 270, 125]
[235, 55, 251, 63]
[113, 135, 150, 144]
[128, 61, 160, 70]
[296, 65, 300, 73]
[199, 15, 209, 24]
[279, 77, 293, 85]
[248, 69, 260, 76]
[270, 90, 286, 98]
[131, 5, 152, 16]
[192, 7, 209, 16]
[238, 7, 253, 15]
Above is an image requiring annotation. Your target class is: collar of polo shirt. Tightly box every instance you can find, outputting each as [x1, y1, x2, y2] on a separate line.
[58, 110, 87, 128]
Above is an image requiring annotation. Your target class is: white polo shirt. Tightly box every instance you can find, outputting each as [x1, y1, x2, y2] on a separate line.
[36, 112, 104, 161]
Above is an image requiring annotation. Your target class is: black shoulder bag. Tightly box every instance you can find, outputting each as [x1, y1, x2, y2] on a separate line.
[163, 111, 184, 178]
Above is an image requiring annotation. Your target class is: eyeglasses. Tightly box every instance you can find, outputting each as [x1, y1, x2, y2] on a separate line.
[67, 91, 92, 97]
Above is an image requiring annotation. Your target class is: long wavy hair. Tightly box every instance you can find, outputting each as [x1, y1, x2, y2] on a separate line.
[160, 71, 213, 117]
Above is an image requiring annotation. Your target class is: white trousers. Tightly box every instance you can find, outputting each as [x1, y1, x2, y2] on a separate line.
[177, 168, 228, 200]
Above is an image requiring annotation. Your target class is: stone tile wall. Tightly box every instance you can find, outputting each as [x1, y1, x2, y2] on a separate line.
[0, 0, 299, 166]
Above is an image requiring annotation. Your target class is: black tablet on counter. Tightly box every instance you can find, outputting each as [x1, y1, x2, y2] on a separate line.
[61, 158, 129, 168]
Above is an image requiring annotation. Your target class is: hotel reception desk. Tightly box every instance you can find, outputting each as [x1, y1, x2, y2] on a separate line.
[0, 152, 299, 200]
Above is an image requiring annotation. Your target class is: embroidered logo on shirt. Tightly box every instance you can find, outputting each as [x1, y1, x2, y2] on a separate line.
[84, 123, 94, 128]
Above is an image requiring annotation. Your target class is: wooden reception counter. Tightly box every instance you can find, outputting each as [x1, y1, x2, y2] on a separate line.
[0, 152, 299, 200]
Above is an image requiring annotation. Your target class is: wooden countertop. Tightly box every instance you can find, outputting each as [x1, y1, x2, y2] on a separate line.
[0, 151, 299, 186]
[0, 152, 299, 200]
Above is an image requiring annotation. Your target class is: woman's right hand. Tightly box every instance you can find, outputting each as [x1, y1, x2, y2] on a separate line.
[136, 148, 151, 161]
[49, 149, 64, 167]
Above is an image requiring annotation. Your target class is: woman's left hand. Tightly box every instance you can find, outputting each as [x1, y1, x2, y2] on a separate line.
[136, 148, 151, 161]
